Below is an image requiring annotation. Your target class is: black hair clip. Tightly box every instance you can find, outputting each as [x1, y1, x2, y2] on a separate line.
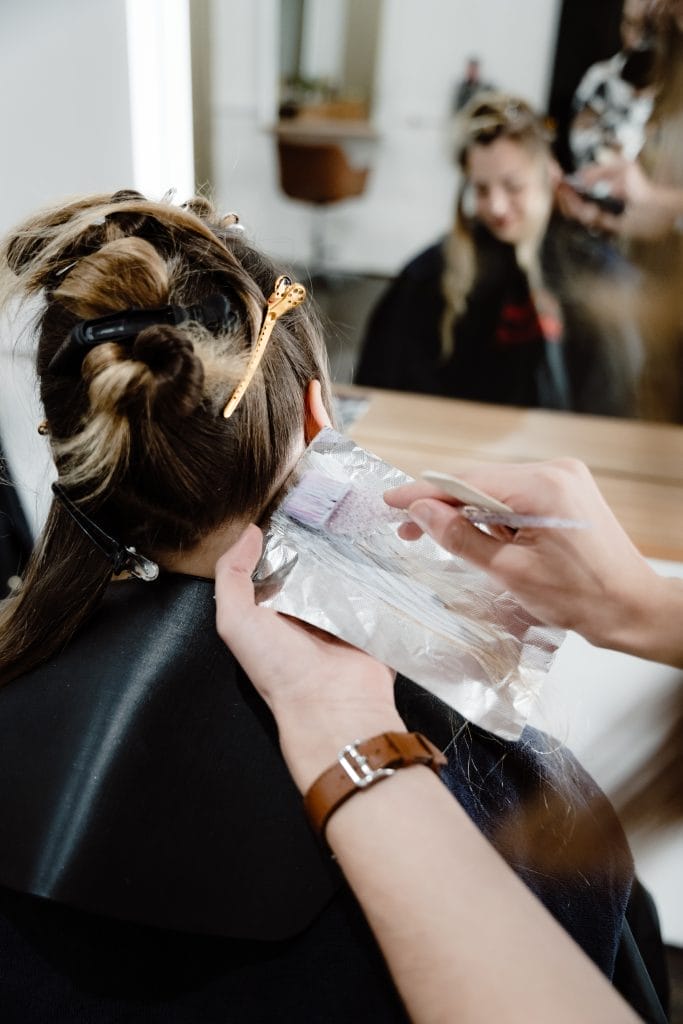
[52, 482, 159, 582]
[48, 293, 236, 375]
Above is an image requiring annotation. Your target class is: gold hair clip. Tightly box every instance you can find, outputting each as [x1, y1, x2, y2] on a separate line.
[222, 274, 306, 418]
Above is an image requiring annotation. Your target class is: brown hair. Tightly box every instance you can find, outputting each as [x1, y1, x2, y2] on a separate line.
[440, 93, 555, 358]
[0, 191, 332, 685]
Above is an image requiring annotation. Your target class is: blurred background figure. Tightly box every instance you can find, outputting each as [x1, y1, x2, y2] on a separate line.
[569, 0, 655, 169]
[627, 0, 683, 421]
[559, 0, 683, 421]
[355, 93, 640, 416]
[453, 56, 495, 112]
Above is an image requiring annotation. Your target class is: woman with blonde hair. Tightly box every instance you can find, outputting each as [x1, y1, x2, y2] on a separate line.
[356, 92, 639, 417]
[0, 190, 663, 1021]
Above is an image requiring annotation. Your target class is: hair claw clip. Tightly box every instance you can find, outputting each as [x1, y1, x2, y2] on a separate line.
[222, 274, 306, 418]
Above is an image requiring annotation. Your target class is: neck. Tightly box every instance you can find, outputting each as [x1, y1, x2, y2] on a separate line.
[159, 520, 249, 580]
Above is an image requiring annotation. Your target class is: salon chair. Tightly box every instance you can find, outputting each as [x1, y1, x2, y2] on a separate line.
[276, 139, 369, 274]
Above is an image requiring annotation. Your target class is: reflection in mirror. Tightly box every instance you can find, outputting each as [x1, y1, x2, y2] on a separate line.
[189, 1, 683, 422]
[279, 0, 382, 119]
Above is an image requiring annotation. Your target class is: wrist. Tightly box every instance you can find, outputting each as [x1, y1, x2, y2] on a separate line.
[631, 576, 683, 668]
[304, 731, 448, 842]
[592, 573, 683, 667]
[274, 700, 406, 793]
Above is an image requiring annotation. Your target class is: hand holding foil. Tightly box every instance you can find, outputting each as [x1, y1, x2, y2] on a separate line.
[255, 429, 564, 740]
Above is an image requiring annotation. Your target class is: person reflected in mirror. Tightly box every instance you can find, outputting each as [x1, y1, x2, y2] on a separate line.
[569, 0, 655, 170]
[453, 56, 494, 113]
[355, 93, 641, 418]
[560, 0, 683, 239]
[557, 1, 683, 421]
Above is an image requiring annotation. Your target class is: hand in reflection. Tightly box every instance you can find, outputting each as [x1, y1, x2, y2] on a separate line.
[557, 159, 680, 240]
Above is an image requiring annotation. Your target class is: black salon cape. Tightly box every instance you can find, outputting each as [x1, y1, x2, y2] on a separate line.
[0, 573, 666, 1022]
[355, 218, 638, 417]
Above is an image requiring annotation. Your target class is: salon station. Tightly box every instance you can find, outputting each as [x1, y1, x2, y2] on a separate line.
[2, 0, 683, 1012]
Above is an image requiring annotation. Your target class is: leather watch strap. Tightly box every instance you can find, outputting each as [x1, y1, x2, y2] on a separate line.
[304, 731, 447, 841]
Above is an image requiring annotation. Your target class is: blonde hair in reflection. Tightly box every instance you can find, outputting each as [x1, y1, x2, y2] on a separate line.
[440, 92, 555, 359]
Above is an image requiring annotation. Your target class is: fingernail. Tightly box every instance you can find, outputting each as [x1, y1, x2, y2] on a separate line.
[408, 500, 434, 531]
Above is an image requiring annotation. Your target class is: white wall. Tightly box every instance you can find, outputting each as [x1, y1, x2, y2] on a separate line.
[0, 0, 194, 530]
[300, 0, 348, 83]
[205, 0, 563, 275]
[125, 0, 195, 201]
[0, 0, 134, 237]
[0, 0, 136, 530]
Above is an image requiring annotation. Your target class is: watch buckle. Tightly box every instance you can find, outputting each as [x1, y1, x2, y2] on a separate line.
[338, 741, 395, 789]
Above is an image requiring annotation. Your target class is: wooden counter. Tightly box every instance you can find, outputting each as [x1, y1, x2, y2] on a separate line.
[336, 385, 683, 562]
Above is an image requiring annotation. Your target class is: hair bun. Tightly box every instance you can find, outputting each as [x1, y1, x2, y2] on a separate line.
[132, 325, 204, 417]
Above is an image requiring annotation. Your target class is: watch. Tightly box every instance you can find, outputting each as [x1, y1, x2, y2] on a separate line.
[304, 731, 447, 841]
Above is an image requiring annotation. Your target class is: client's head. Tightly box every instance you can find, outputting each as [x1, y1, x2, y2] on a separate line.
[0, 190, 332, 682]
[456, 93, 557, 247]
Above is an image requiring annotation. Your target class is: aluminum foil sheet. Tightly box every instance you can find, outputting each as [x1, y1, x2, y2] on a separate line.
[255, 428, 564, 740]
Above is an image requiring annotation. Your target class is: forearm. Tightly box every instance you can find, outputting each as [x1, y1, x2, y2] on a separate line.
[329, 772, 639, 1024]
[600, 573, 683, 668]
[216, 529, 643, 1022]
[276, 709, 639, 1024]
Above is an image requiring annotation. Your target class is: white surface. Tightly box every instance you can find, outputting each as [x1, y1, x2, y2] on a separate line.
[125, 0, 195, 200]
[0, 313, 53, 535]
[0, 0, 195, 524]
[528, 558, 683, 946]
[300, 0, 348, 83]
[0, 0, 134, 236]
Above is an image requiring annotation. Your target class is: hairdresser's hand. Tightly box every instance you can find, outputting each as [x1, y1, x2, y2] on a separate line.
[215, 526, 404, 791]
[559, 159, 680, 239]
[385, 460, 683, 667]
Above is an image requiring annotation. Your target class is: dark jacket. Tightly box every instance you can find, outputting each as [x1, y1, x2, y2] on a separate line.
[0, 573, 666, 1022]
[355, 219, 639, 416]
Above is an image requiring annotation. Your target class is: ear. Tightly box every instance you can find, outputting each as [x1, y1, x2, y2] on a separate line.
[304, 379, 333, 442]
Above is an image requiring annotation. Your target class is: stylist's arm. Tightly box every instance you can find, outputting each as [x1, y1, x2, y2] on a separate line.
[215, 525, 638, 1024]
[386, 458, 683, 669]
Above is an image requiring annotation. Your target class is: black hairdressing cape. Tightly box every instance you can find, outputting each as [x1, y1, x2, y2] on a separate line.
[355, 217, 640, 418]
[0, 573, 667, 1022]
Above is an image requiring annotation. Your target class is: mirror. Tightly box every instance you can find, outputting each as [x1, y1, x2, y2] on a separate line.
[278, 0, 383, 119]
